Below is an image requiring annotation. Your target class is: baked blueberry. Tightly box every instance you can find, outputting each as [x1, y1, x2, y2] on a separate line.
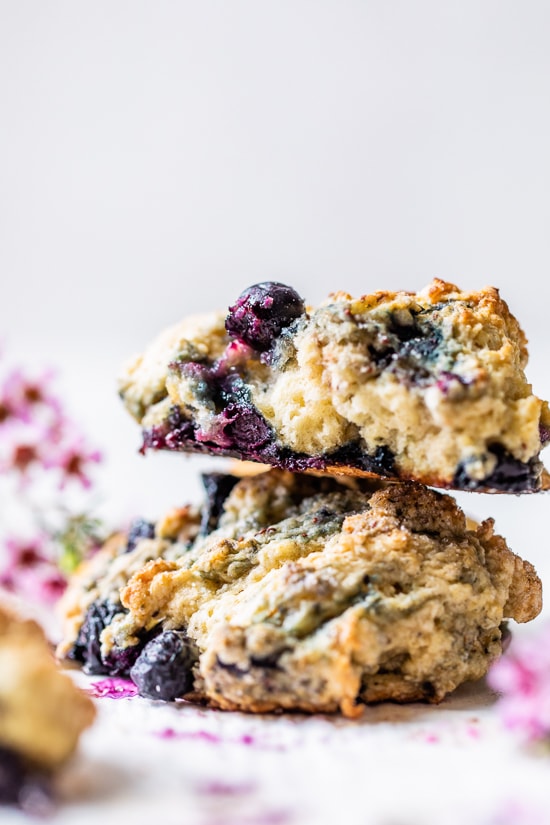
[68, 600, 122, 674]
[453, 445, 540, 493]
[126, 518, 156, 553]
[130, 630, 198, 701]
[222, 405, 273, 451]
[225, 282, 306, 352]
[200, 472, 240, 535]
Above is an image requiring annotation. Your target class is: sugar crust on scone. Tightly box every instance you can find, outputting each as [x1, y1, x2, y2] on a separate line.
[57, 470, 542, 717]
[118, 280, 550, 493]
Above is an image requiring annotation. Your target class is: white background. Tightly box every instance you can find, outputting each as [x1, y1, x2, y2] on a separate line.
[1, 5, 550, 823]
[1, 2, 549, 542]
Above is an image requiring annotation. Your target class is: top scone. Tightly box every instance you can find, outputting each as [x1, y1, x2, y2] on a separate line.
[120, 280, 550, 493]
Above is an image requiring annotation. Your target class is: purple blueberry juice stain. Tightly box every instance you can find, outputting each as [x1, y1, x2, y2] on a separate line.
[238, 734, 255, 746]
[86, 677, 139, 699]
[155, 728, 223, 744]
[195, 779, 257, 797]
[152, 727, 285, 751]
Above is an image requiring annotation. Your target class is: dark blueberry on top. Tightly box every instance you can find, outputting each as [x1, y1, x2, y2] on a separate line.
[126, 518, 156, 553]
[225, 282, 306, 352]
[130, 630, 198, 701]
[200, 472, 240, 535]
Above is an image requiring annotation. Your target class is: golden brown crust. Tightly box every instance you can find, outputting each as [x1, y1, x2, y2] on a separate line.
[58, 470, 542, 715]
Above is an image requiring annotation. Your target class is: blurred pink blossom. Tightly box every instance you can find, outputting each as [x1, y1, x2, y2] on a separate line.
[0, 419, 51, 483]
[0, 351, 105, 605]
[1, 535, 68, 604]
[488, 624, 550, 744]
[4, 534, 49, 569]
[43, 434, 102, 490]
[0, 367, 62, 423]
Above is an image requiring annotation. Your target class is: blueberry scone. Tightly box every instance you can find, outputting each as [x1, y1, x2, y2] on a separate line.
[57, 470, 542, 717]
[56, 499, 203, 674]
[0, 604, 95, 808]
[119, 280, 550, 493]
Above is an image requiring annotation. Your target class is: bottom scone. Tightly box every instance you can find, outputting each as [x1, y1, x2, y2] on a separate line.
[0, 604, 96, 808]
[57, 470, 542, 717]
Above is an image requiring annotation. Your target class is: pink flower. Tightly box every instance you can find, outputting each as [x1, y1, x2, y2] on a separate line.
[0, 368, 62, 425]
[0, 416, 54, 485]
[0, 349, 105, 606]
[4, 535, 49, 569]
[34, 569, 67, 603]
[488, 624, 550, 744]
[43, 435, 102, 489]
[0, 568, 17, 592]
[0, 535, 68, 605]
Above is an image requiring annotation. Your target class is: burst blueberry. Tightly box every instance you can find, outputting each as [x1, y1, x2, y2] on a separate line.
[223, 405, 273, 450]
[225, 282, 306, 352]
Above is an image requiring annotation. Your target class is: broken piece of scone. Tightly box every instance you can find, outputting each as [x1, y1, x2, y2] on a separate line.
[119, 280, 550, 493]
[56, 470, 542, 717]
[0, 604, 96, 808]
